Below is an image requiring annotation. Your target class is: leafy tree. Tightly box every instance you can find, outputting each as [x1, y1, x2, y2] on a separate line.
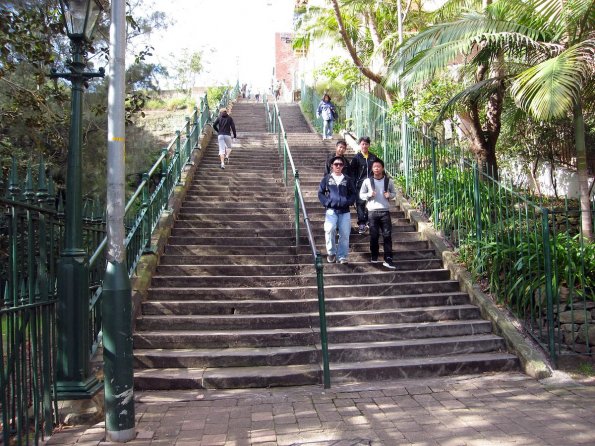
[386, 0, 594, 238]
[293, 0, 430, 104]
[172, 49, 203, 93]
[0, 0, 170, 196]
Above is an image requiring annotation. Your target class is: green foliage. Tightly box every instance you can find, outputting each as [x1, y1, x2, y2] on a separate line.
[171, 49, 203, 93]
[390, 75, 461, 128]
[206, 86, 228, 111]
[164, 96, 195, 111]
[313, 56, 360, 98]
[146, 98, 167, 110]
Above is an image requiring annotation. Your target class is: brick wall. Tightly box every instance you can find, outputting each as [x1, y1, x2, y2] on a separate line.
[275, 32, 296, 90]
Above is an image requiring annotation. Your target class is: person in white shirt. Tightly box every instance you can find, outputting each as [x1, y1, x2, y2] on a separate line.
[359, 159, 397, 269]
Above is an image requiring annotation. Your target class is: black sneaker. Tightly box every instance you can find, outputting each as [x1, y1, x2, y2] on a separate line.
[358, 224, 367, 234]
[225, 157, 229, 164]
[327, 255, 336, 263]
[370, 256, 379, 263]
[383, 259, 396, 270]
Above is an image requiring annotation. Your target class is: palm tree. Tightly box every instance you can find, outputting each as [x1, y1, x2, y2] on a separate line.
[386, 0, 594, 238]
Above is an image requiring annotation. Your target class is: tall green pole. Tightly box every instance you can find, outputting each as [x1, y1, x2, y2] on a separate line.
[55, 37, 102, 400]
[103, 0, 135, 440]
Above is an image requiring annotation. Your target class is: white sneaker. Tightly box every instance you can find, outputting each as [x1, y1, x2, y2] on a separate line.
[220, 163, 225, 169]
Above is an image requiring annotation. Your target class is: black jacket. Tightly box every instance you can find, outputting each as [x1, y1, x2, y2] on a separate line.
[350, 152, 380, 187]
[213, 112, 237, 138]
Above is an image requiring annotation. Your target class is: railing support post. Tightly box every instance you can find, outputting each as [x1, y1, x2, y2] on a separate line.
[431, 138, 439, 225]
[294, 171, 300, 246]
[541, 209, 557, 365]
[473, 161, 483, 261]
[315, 253, 331, 388]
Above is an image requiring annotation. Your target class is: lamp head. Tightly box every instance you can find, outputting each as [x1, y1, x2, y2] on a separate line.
[59, 0, 103, 42]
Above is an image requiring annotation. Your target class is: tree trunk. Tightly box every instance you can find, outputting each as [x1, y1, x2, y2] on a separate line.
[329, 0, 394, 106]
[574, 100, 593, 240]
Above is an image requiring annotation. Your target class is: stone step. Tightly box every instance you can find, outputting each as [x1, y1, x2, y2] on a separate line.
[330, 353, 520, 383]
[168, 225, 417, 237]
[141, 292, 471, 315]
[161, 240, 431, 255]
[154, 258, 443, 275]
[134, 364, 320, 390]
[135, 304, 481, 330]
[133, 334, 504, 369]
[133, 351, 519, 390]
[150, 269, 452, 287]
[165, 232, 422, 245]
[147, 280, 462, 300]
[158, 249, 438, 264]
[133, 320, 493, 349]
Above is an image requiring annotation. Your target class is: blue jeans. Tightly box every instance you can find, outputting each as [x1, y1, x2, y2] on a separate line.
[324, 209, 351, 260]
[323, 120, 334, 139]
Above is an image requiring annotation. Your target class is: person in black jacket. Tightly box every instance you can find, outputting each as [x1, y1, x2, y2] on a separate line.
[350, 136, 379, 234]
[212, 108, 237, 169]
[318, 156, 357, 264]
[324, 139, 351, 177]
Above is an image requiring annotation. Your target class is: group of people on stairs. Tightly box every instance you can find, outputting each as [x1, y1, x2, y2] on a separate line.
[212, 106, 395, 270]
[318, 137, 397, 269]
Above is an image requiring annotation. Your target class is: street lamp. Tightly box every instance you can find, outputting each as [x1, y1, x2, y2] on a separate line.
[53, 0, 105, 399]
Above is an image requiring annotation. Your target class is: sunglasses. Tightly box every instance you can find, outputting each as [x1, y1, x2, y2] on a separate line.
[333, 163, 344, 166]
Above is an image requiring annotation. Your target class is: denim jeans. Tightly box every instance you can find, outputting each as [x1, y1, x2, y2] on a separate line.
[324, 209, 351, 260]
[368, 210, 393, 260]
[323, 119, 334, 138]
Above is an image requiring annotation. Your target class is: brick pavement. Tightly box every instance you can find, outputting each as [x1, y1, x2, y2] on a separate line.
[44, 372, 595, 446]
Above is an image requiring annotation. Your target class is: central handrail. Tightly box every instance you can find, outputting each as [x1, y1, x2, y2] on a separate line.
[264, 95, 331, 388]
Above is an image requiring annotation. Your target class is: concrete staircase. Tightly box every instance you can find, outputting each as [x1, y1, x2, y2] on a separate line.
[132, 100, 519, 389]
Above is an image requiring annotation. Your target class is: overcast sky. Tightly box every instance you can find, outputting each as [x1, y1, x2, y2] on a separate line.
[146, 0, 295, 89]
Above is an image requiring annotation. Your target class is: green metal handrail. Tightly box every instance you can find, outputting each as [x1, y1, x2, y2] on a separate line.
[263, 95, 331, 388]
[87, 92, 216, 354]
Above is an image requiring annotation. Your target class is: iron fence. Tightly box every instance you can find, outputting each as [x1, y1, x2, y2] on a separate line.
[0, 85, 239, 445]
[336, 87, 594, 365]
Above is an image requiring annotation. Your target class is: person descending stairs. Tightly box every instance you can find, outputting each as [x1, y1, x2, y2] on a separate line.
[132, 99, 519, 390]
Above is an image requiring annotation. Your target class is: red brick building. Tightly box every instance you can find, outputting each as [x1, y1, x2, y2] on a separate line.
[274, 32, 297, 91]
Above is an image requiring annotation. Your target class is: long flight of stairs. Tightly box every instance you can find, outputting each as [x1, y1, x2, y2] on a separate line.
[132, 99, 519, 389]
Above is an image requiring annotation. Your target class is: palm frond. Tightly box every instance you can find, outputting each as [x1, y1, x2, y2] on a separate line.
[511, 40, 595, 120]
[433, 76, 509, 124]
[431, 0, 485, 22]
[386, 13, 546, 86]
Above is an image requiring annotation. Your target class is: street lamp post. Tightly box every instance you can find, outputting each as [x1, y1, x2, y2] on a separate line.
[53, 0, 105, 399]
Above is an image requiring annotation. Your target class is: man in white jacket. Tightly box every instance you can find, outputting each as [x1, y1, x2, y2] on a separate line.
[359, 159, 397, 269]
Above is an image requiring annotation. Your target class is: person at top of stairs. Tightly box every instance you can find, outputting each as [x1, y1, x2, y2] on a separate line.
[316, 94, 338, 140]
[318, 156, 357, 264]
[324, 139, 352, 178]
[359, 158, 397, 270]
[212, 107, 237, 169]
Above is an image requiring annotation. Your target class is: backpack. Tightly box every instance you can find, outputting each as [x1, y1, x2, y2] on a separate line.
[369, 175, 390, 194]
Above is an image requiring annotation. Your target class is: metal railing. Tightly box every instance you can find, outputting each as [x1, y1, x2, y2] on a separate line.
[264, 95, 331, 388]
[1, 86, 238, 445]
[87, 94, 213, 354]
[340, 87, 595, 365]
[1, 159, 62, 444]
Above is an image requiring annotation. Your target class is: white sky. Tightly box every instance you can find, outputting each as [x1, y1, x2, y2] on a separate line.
[146, 0, 295, 90]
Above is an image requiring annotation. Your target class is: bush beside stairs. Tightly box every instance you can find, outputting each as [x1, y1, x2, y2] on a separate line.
[132, 100, 519, 390]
